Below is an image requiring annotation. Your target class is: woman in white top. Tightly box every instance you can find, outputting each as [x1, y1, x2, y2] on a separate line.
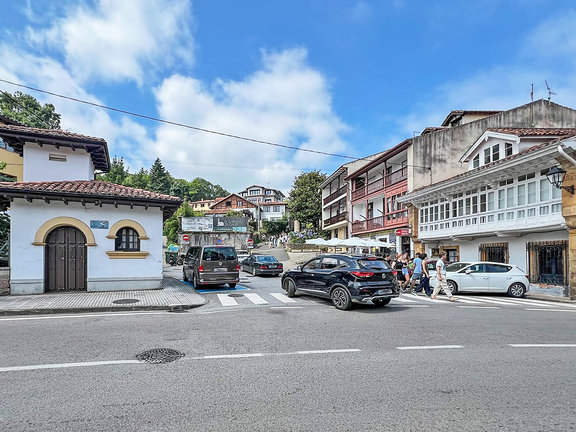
[431, 251, 456, 301]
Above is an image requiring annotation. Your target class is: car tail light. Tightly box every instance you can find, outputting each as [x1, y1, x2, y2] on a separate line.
[236, 265, 240, 271]
[260, 265, 267, 269]
[350, 271, 374, 278]
[198, 265, 204, 273]
[278, 264, 283, 268]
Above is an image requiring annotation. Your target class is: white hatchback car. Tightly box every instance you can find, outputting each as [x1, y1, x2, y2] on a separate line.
[426, 261, 529, 298]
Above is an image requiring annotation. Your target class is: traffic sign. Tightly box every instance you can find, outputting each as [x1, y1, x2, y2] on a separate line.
[247, 238, 254, 246]
[395, 229, 411, 236]
[182, 234, 190, 242]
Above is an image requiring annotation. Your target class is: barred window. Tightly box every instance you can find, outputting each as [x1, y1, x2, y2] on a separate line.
[115, 228, 140, 251]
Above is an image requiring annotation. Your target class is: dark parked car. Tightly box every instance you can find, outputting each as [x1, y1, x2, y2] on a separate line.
[183, 245, 239, 288]
[241, 254, 283, 276]
[281, 254, 399, 310]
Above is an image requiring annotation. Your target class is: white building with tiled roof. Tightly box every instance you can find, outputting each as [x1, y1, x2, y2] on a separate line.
[0, 121, 181, 294]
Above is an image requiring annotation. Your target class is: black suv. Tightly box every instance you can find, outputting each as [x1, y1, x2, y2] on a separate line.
[281, 254, 399, 310]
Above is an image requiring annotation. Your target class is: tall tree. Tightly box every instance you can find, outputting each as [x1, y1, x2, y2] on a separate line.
[98, 157, 129, 184]
[0, 91, 61, 129]
[170, 178, 191, 199]
[148, 158, 172, 194]
[287, 170, 326, 230]
[123, 167, 149, 190]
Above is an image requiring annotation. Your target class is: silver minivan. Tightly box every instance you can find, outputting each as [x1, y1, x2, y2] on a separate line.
[183, 245, 239, 288]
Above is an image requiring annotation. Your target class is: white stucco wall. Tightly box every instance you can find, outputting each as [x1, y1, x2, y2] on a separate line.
[23, 143, 95, 181]
[9, 199, 163, 294]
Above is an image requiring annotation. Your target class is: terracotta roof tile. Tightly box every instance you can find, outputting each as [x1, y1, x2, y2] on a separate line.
[0, 123, 106, 143]
[487, 127, 576, 136]
[0, 180, 181, 203]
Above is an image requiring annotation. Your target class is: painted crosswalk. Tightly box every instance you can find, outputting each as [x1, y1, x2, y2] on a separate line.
[210, 291, 572, 310]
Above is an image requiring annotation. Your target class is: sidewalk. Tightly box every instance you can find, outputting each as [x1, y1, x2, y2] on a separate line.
[0, 276, 206, 316]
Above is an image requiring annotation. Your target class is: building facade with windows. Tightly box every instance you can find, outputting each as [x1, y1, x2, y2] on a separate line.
[204, 193, 259, 219]
[0, 123, 180, 294]
[239, 185, 285, 204]
[401, 129, 576, 298]
[346, 140, 411, 252]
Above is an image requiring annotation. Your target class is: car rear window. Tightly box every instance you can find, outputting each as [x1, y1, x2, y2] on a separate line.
[357, 259, 390, 270]
[202, 247, 236, 260]
[256, 255, 278, 262]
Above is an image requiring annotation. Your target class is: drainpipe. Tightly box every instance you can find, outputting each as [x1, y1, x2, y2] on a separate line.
[558, 143, 576, 167]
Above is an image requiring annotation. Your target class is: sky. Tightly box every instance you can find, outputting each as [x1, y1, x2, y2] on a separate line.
[1, 0, 576, 194]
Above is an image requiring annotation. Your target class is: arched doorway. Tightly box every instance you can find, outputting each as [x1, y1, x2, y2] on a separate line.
[45, 226, 87, 292]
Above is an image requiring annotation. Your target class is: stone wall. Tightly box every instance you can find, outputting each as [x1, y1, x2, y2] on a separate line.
[561, 162, 576, 299]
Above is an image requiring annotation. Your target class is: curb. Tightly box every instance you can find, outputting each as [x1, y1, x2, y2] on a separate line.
[526, 294, 576, 304]
[0, 301, 208, 316]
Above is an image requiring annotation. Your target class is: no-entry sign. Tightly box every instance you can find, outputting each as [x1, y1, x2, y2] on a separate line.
[182, 234, 190, 242]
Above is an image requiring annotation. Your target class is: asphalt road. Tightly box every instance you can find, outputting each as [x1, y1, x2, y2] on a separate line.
[1, 270, 575, 431]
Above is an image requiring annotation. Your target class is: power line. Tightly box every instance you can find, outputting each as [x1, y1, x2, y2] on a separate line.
[0, 78, 357, 160]
[0, 78, 432, 170]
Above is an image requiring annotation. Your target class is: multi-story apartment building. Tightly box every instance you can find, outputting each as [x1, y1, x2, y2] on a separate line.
[260, 201, 287, 221]
[346, 140, 411, 252]
[189, 198, 220, 211]
[239, 185, 285, 204]
[401, 128, 576, 298]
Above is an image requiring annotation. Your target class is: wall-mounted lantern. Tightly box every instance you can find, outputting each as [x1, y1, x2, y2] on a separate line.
[546, 166, 574, 195]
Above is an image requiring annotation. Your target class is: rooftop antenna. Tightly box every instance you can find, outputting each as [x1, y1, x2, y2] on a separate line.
[530, 83, 535, 127]
[530, 83, 534, 102]
[545, 80, 556, 104]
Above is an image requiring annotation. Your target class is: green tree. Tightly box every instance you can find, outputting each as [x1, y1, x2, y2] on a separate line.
[170, 178, 191, 199]
[287, 170, 326, 230]
[97, 157, 129, 184]
[148, 158, 172, 194]
[262, 219, 289, 236]
[0, 91, 61, 129]
[123, 167, 149, 190]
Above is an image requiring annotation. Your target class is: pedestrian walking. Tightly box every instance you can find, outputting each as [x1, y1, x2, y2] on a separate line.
[431, 251, 456, 301]
[412, 253, 432, 296]
[408, 253, 423, 294]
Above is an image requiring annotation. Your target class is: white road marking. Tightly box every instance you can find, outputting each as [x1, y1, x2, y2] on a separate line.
[270, 293, 297, 303]
[394, 297, 418, 303]
[244, 293, 268, 305]
[474, 297, 554, 307]
[517, 298, 576, 309]
[433, 296, 481, 304]
[270, 306, 303, 309]
[461, 297, 521, 306]
[0, 312, 168, 322]
[296, 349, 361, 354]
[396, 345, 464, 350]
[217, 294, 238, 306]
[458, 306, 499, 309]
[524, 308, 576, 313]
[509, 344, 576, 348]
[203, 353, 265, 359]
[389, 305, 430, 308]
[0, 360, 140, 373]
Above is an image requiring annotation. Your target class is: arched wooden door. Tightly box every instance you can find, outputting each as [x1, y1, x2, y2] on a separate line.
[45, 226, 87, 292]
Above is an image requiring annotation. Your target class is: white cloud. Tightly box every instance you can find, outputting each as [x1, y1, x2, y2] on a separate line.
[27, 0, 194, 85]
[149, 48, 350, 192]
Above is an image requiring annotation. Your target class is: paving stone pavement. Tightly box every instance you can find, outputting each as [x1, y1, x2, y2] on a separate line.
[0, 276, 206, 315]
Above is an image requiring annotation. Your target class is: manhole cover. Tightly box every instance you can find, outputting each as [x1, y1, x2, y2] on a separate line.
[136, 348, 185, 364]
[113, 299, 140, 304]
[228, 293, 244, 297]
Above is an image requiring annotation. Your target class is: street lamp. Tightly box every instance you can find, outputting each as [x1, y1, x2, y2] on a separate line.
[546, 166, 575, 195]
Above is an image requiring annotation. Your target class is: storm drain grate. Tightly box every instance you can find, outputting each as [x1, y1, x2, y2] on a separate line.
[136, 348, 185, 364]
[228, 293, 244, 297]
[113, 299, 140, 304]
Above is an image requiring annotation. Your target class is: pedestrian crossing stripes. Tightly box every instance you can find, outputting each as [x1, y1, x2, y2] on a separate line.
[209, 291, 573, 309]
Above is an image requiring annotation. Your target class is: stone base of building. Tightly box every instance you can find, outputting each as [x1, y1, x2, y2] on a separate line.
[10, 277, 162, 295]
[0, 268, 9, 296]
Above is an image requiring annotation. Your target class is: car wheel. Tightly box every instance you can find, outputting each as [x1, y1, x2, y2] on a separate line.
[331, 286, 353, 310]
[229, 283, 236, 288]
[507, 282, 526, 298]
[190, 272, 197, 288]
[168, 258, 175, 266]
[284, 279, 297, 297]
[447, 280, 458, 295]
[183, 268, 188, 282]
[252, 267, 257, 276]
[176, 258, 183, 266]
[373, 298, 391, 307]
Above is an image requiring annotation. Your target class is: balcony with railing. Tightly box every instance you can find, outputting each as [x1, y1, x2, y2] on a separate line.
[350, 167, 408, 203]
[351, 210, 408, 234]
[323, 212, 348, 228]
[323, 185, 347, 205]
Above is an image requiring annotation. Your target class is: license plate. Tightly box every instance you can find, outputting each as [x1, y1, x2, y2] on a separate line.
[375, 289, 391, 295]
[269, 265, 278, 268]
[214, 268, 227, 272]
